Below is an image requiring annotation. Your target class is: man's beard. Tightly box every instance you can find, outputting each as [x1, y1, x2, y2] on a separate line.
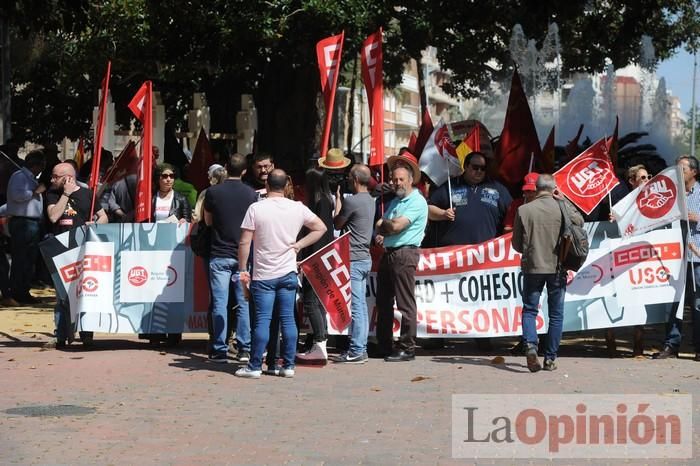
[395, 186, 407, 198]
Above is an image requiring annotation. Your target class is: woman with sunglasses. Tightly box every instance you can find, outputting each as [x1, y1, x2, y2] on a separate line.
[605, 164, 650, 357]
[152, 163, 192, 223]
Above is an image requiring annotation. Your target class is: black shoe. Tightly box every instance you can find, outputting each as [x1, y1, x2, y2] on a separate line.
[695, 353, 700, 362]
[653, 346, 678, 359]
[526, 345, 541, 372]
[384, 350, 415, 362]
[17, 295, 40, 305]
[237, 351, 250, 363]
[208, 353, 229, 363]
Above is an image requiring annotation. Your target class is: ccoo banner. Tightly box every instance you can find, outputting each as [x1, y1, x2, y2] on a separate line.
[40, 222, 684, 338]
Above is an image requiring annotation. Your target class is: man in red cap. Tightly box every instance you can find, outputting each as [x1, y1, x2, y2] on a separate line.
[503, 172, 539, 233]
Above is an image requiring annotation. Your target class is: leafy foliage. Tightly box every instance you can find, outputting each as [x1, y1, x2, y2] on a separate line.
[2, 0, 698, 167]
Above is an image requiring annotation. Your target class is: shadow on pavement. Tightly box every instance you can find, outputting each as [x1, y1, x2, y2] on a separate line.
[430, 354, 530, 373]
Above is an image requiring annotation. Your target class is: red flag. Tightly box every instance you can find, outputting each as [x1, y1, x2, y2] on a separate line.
[565, 124, 584, 160]
[407, 132, 417, 153]
[316, 32, 345, 160]
[299, 233, 352, 332]
[497, 69, 542, 186]
[102, 141, 139, 185]
[361, 28, 384, 167]
[89, 61, 111, 218]
[607, 116, 619, 170]
[73, 138, 85, 169]
[553, 137, 619, 215]
[414, 108, 434, 158]
[541, 126, 555, 173]
[129, 81, 153, 222]
[189, 128, 215, 192]
[128, 82, 148, 123]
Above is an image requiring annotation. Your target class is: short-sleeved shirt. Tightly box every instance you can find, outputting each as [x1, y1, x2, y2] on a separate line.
[46, 187, 93, 235]
[241, 196, 318, 281]
[337, 192, 376, 261]
[429, 177, 512, 246]
[687, 181, 700, 262]
[204, 179, 258, 259]
[382, 189, 428, 249]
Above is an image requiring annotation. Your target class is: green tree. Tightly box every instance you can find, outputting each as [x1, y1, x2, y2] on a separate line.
[2, 0, 699, 170]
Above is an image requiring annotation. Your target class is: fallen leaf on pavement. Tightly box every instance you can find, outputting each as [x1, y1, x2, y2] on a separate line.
[491, 356, 505, 364]
[8, 358, 14, 362]
[370, 387, 381, 391]
[411, 376, 431, 382]
[70, 357, 84, 360]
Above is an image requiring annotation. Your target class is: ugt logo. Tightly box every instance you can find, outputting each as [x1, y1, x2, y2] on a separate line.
[568, 158, 612, 197]
[636, 175, 676, 219]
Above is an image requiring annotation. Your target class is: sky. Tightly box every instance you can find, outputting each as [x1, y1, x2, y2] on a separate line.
[657, 48, 697, 114]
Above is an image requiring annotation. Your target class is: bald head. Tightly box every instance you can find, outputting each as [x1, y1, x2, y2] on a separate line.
[50, 162, 77, 189]
[267, 168, 288, 192]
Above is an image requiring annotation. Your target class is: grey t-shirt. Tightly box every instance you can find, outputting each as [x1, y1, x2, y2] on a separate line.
[337, 192, 376, 261]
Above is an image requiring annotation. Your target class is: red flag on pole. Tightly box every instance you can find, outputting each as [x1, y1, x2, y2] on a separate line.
[316, 32, 345, 160]
[565, 124, 585, 160]
[407, 132, 417, 153]
[361, 28, 384, 167]
[497, 69, 542, 186]
[129, 81, 153, 222]
[298, 233, 352, 332]
[102, 141, 139, 185]
[414, 108, 434, 158]
[541, 126, 555, 173]
[189, 128, 214, 192]
[89, 61, 111, 218]
[553, 137, 619, 215]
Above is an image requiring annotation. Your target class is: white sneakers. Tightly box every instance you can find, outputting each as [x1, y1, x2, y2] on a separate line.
[295, 340, 328, 365]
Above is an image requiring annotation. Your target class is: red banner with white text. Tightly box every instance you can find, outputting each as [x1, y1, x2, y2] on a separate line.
[299, 233, 352, 332]
[361, 28, 384, 167]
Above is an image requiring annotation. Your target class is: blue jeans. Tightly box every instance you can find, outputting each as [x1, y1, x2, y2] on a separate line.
[9, 217, 41, 299]
[208, 257, 251, 356]
[521, 272, 567, 360]
[664, 262, 700, 352]
[349, 259, 371, 355]
[249, 272, 298, 371]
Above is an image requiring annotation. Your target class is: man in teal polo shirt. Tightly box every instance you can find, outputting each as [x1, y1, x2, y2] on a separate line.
[374, 156, 428, 362]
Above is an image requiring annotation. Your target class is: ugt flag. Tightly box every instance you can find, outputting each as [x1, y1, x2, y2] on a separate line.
[553, 137, 619, 215]
[299, 233, 351, 332]
[612, 165, 687, 237]
[418, 118, 462, 187]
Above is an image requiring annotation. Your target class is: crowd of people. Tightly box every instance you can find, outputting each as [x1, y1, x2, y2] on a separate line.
[0, 139, 698, 378]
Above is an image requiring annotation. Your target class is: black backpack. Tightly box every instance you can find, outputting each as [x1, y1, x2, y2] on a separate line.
[557, 200, 589, 272]
[189, 221, 211, 258]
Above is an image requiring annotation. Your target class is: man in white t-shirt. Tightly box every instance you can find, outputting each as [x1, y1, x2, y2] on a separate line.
[235, 168, 327, 379]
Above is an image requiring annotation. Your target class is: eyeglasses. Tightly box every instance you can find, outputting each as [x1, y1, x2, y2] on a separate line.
[469, 164, 487, 172]
[160, 173, 175, 179]
[638, 175, 650, 180]
[255, 163, 273, 172]
[50, 174, 68, 180]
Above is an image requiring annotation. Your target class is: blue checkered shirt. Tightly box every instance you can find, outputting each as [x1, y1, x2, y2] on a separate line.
[687, 181, 700, 262]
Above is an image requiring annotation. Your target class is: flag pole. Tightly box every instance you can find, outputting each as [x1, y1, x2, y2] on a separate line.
[445, 156, 453, 209]
[528, 152, 534, 173]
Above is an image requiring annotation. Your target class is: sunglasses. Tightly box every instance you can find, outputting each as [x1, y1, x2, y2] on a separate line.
[638, 175, 650, 180]
[469, 164, 487, 172]
[160, 173, 175, 179]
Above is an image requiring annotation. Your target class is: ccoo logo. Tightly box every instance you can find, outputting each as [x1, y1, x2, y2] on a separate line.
[128, 266, 148, 287]
[567, 156, 615, 198]
[636, 175, 676, 219]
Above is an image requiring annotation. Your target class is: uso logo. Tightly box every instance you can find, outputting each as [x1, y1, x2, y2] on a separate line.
[81, 276, 99, 293]
[128, 266, 148, 286]
[636, 175, 676, 219]
[567, 157, 615, 198]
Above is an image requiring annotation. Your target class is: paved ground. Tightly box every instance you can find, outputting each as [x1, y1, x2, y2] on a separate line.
[1, 291, 699, 465]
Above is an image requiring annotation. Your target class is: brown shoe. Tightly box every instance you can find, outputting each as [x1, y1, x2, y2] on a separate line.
[653, 346, 678, 359]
